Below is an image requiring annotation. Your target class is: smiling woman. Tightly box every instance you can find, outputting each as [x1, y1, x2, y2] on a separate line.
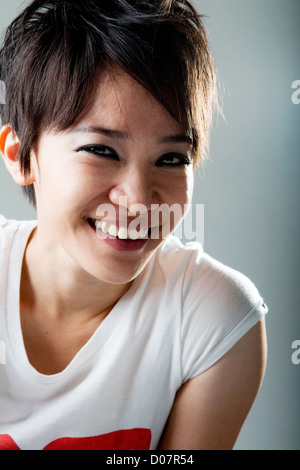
[0, 0, 268, 451]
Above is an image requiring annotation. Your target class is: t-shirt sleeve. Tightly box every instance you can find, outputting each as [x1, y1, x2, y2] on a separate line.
[180, 246, 268, 383]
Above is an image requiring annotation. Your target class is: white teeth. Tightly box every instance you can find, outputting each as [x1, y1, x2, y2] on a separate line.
[118, 227, 128, 240]
[101, 222, 109, 233]
[128, 228, 140, 240]
[93, 219, 149, 240]
[108, 225, 118, 237]
[95, 220, 106, 232]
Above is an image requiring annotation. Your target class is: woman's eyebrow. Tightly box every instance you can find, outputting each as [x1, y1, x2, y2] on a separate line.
[69, 126, 129, 140]
[70, 125, 192, 146]
[159, 134, 193, 146]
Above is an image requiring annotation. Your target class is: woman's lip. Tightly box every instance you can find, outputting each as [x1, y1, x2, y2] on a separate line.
[86, 218, 150, 251]
[101, 236, 149, 252]
[86, 218, 159, 239]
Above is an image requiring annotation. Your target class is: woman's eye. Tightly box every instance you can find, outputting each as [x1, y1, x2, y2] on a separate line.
[76, 145, 118, 159]
[156, 153, 192, 167]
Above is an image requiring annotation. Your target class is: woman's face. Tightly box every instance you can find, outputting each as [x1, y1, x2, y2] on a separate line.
[30, 68, 194, 284]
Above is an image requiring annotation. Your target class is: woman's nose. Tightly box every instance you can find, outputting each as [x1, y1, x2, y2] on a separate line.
[108, 166, 153, 214]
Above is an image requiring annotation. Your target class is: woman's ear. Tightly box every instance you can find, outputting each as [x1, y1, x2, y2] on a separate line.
[0, 125, 35, 186]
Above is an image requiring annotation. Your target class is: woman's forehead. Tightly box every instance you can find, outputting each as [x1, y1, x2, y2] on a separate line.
[73, 68, 188, 140]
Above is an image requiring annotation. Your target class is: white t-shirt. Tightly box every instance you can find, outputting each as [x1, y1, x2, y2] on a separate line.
[0, 215, 268, 450]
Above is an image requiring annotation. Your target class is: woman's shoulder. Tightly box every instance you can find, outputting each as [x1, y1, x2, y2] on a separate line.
[0, 214, 8, 227]
[158, 236, 268, 381]
[0, 214, 36, 233]
[157, 235, 267, 312]
[0, 214, 17, 237]
[0, 214, 37, 252]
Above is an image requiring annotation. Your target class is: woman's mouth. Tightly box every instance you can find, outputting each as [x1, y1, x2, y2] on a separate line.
[88, 218, 150, 240]
[87, 218, 155, 251]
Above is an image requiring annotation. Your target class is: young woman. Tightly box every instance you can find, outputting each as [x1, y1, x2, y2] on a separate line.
[0, 0, 268, 450]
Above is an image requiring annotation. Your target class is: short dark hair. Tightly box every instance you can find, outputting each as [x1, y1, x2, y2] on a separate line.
[0, 0, 217, 207]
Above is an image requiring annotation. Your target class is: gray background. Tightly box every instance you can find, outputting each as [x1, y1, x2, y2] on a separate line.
[0, 0, 299, 450]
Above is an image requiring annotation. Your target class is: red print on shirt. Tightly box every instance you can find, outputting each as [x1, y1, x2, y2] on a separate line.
[0, 428, 151, 450]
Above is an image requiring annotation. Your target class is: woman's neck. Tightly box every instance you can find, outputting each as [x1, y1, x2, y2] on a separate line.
[20, 227, 132, 323]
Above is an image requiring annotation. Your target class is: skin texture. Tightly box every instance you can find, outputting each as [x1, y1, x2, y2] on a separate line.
[0, 68, 267, 449]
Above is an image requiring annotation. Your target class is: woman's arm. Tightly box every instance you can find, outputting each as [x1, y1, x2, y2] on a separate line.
[159, 319, 267, 450]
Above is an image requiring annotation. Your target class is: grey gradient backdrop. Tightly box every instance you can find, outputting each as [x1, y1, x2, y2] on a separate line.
[0, 0, 299, 450]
